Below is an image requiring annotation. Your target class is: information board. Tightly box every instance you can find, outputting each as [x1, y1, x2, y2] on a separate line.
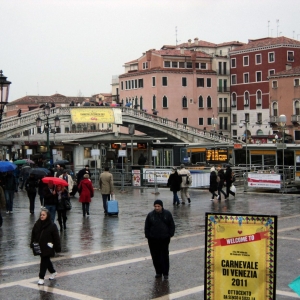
[206, 148, 228, 164]
[205, 213, 277, 299]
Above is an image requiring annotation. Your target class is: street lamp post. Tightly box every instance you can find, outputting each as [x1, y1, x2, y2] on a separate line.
[239, 120, 249, 191]
[36, 104, 60, 162]
[211, 117, 218, 160]
[0, 70, 12, 126]
[279, 114, 287, 193]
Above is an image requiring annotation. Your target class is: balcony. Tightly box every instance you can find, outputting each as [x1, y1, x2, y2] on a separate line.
[291, 115, 300, 125]
[216, 69, 228, 76]
[218, 107, 231, 114]
[269, 116, 279, 124]
[217, 87, 230, 93]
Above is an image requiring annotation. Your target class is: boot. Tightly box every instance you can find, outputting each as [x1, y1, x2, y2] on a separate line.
[58, 221, 63, 231]
[188, 198, 191, 203]
[63, 217, 67, 229]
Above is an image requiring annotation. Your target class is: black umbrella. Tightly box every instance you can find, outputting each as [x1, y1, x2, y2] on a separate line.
[53, 160, 69, 165]
[29, 168, 51, 178]
[20, 166, 31, 175]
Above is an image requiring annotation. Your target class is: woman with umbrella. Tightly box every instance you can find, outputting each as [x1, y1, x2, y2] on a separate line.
[25, 174, 38, 214]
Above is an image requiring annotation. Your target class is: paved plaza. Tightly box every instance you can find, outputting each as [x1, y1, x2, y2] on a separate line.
[0, 186, 300, 299]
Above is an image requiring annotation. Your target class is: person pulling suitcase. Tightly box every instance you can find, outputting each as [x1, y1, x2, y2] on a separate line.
[99, 167, 114, 215]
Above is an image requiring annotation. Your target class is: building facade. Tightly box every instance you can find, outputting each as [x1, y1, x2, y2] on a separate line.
[230, 36, 300, 142]
[269, 65, 300, 143]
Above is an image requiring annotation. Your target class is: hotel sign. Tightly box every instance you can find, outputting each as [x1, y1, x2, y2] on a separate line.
[70, 108, 122, 124]
[205, 213, 277, 299]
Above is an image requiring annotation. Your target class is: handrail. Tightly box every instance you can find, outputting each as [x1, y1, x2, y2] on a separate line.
[0, 106, 237, 145]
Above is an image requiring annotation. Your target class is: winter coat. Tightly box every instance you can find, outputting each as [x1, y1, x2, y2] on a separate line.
[224, 166, 233, 185]
[167, 171, 182, 192]
[43, 186, 58, 206]
[145, 209, 175, 240]
[56, 188, 69, 211]
[59, 174, 74, 193]
[25, 176, 38, 195]
[77, 168, 92, 185]
[178, 168, 192, 188]
[99, 171, 114, 194]
[78, 178, 94, 203]
[30, 217, 61, 257]
[3, 172, 16, 191]
[209, 171, 218, 193]
[0, 186, 5, 210]
[217, 169, 225, 188]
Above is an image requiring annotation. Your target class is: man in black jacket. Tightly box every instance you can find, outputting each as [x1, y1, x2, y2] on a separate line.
[224, 164, 236, 199]
[144, 200, 175, 280]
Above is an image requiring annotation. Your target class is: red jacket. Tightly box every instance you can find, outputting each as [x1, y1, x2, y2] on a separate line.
[78, 179, 94, 203]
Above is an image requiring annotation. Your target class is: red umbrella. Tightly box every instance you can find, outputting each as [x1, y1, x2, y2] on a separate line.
[42, 177, 68, 187]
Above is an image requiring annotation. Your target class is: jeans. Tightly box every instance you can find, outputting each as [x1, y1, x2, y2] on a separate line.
[45, 205, 56, 223]
[20, 174, 29, 189]
[148, 238, 170, 276]
[5, 190, 14, 212]
[39, 256, 56, 279]
[172, 191, 180, 205]
[82, 203, 90, 216]
[102, 194, 110, 213]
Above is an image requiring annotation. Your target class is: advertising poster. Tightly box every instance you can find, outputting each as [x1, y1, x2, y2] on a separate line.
[132, 169, 141, 186]
[248, 173, 281, 189]
[144, 169, 171, 184]
[205, 213, 277, 300]
[70, 108, 122, 124]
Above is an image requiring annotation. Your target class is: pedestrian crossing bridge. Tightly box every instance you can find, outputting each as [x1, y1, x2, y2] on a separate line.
[0, 106, 237, 145]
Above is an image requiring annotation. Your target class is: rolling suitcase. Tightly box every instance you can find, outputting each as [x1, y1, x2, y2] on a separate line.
[107, 195, 119, 216]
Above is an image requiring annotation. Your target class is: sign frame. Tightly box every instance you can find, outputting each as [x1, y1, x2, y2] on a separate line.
[204, 212, 277, 299]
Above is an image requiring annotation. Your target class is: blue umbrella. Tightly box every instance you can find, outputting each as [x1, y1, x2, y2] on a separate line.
[0, 161, 17, 172]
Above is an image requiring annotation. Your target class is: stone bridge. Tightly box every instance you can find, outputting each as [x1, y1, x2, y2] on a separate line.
[0, 106, 237, 145]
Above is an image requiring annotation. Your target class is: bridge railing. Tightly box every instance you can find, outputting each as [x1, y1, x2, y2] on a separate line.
[0, 106, 239, 145]
[121, 107, 238, 144]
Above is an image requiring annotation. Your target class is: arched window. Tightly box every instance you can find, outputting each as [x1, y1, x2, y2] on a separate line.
[256, 129, 264, 135]
[294, 100, 300, 115]
[182, 96, 187, 108]
[163, 96, 168, 108]
[244, 92, 249, 106]
[256, 90, 262, 105]
[231, 93, 237, 107]
[198, 96, 203, 108]
[152, 95, 156, 109]
[207, 96, 212, 108]
[272, 102, 278, 116]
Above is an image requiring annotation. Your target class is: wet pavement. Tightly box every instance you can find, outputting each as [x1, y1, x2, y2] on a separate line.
[0, 186, 300, 299]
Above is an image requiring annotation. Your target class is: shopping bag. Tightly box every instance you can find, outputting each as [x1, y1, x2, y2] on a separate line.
[230, 184, 236, 193]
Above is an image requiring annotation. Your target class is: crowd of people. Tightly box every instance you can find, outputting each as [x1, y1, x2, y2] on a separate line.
[1, 161, 237, 286]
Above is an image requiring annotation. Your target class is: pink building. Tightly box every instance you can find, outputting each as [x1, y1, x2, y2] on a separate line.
[119, 48, 218, 131]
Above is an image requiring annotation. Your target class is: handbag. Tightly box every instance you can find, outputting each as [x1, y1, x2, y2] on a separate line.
[230, 184, 236, 193]
[64, 198, 72, 210]
[32, 242, 41, 256]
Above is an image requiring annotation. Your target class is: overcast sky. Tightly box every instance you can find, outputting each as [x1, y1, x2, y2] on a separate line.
[1, 0, 299, 101]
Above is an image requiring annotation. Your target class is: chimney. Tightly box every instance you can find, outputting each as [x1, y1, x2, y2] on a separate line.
[146, 50, 152, 61]
[286, 63, 292, 71]
[188, 39, 192, 46]
[194, 37, 199, 45]
[180, 48, 184, 55]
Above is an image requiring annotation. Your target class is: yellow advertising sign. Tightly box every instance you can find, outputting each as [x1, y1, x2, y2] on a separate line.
[70, 108, 122, 124]
[205, 213, 277, 299]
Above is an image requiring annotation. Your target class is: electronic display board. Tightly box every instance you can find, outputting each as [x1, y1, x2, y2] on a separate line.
[206, 147, 228, 163]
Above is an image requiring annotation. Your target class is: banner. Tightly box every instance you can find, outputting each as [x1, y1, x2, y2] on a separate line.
[70, 108, 122, 124]
[205, 213, 277, 299]
[144, 169, 171, 184]
[248, 172, 281, 189]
